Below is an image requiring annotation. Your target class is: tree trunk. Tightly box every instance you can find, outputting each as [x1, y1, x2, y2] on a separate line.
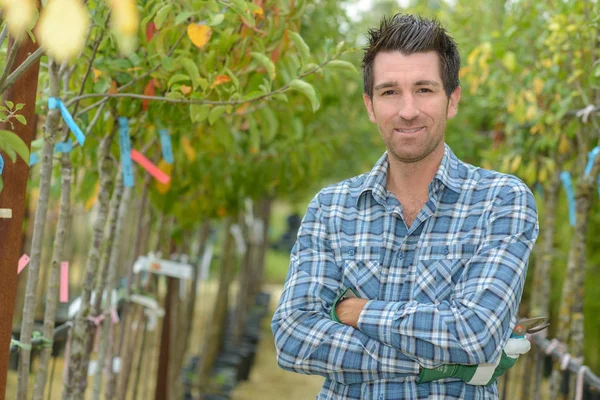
[549, 164, 597, 400]
[32, 153, 73, 400]
[155, 276, 177, 400]
[251, 197, 273, 301]
[16, 60, 60, 400]
[199, 217, 235, 388]
[0, 32, 41, 398]
[527, 167, 560, 400]
[234, 211, 255, 345]
[63, 130, 115, 400]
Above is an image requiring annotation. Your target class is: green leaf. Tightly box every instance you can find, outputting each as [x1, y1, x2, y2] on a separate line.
[251, 52, 276, 81]
[229, 0, 255, 27]
[287, 31, 311, 65]
[207, 13, 225, 27]
[154, 4, 172, 30]
[0, 129, 30, 163]
[190, 104, 210, 123]
[335, 41, 345, 55]
[174, 11, 196, 25]
[161, 57, 176, 72]
[325, 60, 357, 73]
[5, 101, 14, 109]
[180, 57, 202, 90]
[15, 115, 27, 125]
[288, 79, 319, 112]
[209, 105, 228, 125]
[260, 107, 278, 143]
[168, 73, 191, 88]
[15, 103, 24, 111]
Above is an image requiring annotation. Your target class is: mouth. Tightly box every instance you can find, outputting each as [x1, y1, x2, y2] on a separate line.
[394, 126, 425, 134]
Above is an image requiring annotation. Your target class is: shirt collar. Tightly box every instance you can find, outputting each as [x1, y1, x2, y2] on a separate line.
[355, 144, 463, 207]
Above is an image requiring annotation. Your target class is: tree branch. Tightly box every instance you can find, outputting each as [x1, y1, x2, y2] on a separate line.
[67, 57, 335, 107]
[0, 25, 8, 49]
[0, 39, 21, 92]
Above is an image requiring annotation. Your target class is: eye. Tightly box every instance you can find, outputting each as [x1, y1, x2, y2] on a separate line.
[381, 90, 396, 96]
[417, 88, 433, 93]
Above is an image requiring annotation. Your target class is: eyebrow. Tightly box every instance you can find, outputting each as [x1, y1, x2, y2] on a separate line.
[374, 80, 442, 91]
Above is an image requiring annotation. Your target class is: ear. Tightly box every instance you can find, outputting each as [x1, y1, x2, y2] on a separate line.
[363, 93, 376, 123]
[446, 86, 461, 119]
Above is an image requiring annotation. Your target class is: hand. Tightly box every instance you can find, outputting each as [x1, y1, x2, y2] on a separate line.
[335, 298, 368, 328]
[417, 337, 531, 385]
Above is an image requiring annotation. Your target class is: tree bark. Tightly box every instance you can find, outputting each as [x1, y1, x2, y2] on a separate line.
[199, 217, 235, 388]
[0, 33, 41, 398]
[63, 130, 115, 400]
[32, 153, 73, 400]
[16, 60, 60, 400]
[527, 167, 560, 400]
[549, 160, 598, 400]
[155, 276, 177, 400]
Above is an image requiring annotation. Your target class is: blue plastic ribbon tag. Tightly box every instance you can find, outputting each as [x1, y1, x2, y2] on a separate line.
[159, 129, 174, 164]
[584, 146, 600, 177]
[29, 153, 39, 167]
[54, 139, 73, 154]
[560, 171, 576, 226]
[118, 117, 134, 188]
[48, 97, 86, 146]
[0, 154, 4, 174]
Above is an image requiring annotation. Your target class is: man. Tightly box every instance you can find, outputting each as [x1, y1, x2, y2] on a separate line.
[272, 13, 538, 399]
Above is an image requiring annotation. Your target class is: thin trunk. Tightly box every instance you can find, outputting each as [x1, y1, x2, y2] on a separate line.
[104, 186, 132, 400]
[116, 306, 144, 400]
[115, 177, 149, 400]
[63, 129, 116, 400]
[16, 61, 61, 400]
[182, 222, 210, 357]
[32, 153, 73, 400]
[199, 217, 235, 387]
[155, 276, 177, 400]
[131, 318, 148, 400]
[251, 197, 273, 301]
[234, 212, 254, 345]
[528, 167, 560, 400]
[549, 160, 598, 400]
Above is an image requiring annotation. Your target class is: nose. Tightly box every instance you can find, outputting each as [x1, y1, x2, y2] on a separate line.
[398, 94, 420, 121]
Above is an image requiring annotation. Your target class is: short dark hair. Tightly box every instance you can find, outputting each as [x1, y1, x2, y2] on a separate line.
[362, 14, 460, 98]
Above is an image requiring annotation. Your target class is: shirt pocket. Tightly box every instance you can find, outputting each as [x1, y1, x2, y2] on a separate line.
[340, 246, 381, 300]
[415, 243, 477, 303]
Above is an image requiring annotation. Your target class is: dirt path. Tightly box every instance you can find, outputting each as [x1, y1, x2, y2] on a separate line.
[231, 285, 324, 400]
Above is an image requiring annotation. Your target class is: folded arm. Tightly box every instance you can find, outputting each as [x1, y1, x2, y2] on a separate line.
[271, 195, 420, 384]
[356, 186, 539, 368]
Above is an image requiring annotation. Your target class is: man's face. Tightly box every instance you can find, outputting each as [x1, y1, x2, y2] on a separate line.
[363, 51, 461, 165]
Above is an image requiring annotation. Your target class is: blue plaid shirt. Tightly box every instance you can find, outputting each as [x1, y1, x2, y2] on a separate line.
[272, 144, 538, 399]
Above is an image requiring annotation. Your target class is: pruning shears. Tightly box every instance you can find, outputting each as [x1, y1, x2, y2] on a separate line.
[511, 316, 550, 338]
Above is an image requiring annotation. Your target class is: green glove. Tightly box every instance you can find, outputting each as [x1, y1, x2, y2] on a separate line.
[330, 287, 361, 323]
[417, 351, 517, 385]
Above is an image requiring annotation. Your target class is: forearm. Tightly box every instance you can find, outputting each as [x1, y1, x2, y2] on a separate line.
[272, 305, 420, 384]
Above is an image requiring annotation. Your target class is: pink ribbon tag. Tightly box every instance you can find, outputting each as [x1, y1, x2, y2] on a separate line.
[110, 307, 120, 324]
[60, 261, 69, 302]
[130, 149, 171, 184]
[18, 254, 30, 274]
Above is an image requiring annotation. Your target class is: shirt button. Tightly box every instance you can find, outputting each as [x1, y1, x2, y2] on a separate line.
[397, 252, 404, 259]
[348, 249, 355, 256]
[443, 246, 450, 255]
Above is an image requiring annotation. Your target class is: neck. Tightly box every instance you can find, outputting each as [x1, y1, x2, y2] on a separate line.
[386, 146, 444, 198]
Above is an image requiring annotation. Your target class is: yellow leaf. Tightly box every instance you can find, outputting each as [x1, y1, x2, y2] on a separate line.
[559, 135, 570, 155]
[467, 47, 481, 66]
[85, 181, 100, 211]
[533, 78, 544, 95]
[156, 160, 173, 194]
[2, 0, 37, 41]
[187, 23, 212, 49]
[510, 155, 522, 173]
[93, 68, 102, 82]
[210, 75, 231, 88]
[180, 84, 192, 94]
[253, 7, 264, 16]
[526, 105, 537, 120]
[182, 137, 196, 161]
[36, 0, 90, 63]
